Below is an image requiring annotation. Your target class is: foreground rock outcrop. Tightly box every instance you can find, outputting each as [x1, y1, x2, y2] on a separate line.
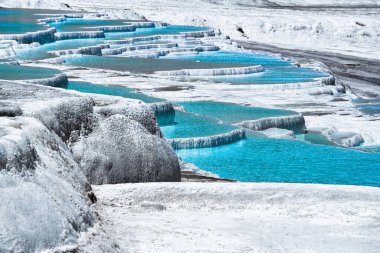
[0, 81, 180, 252]
[0, 113, 93, 252]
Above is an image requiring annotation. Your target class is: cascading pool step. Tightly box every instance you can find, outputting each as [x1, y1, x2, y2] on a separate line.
[236, 114, 306, 133]
[0, 64, 68, 87]
[169, 129, 246, 149]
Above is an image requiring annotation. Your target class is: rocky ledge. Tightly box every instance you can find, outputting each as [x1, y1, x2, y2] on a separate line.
[0, 81, 180, 252]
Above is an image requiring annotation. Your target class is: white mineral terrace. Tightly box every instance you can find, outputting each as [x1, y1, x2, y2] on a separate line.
[169, 129, 246, 149]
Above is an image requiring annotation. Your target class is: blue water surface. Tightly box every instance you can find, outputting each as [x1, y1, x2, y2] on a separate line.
[15, 38, 104, 60]
[66, 81, 163, 103]
[49, 18, 133, 32]
[0, 64, 62, 80]
[164, 51, 293, 67]
[178, 101, 297, 124]
[160, 110, 237, 139]
[165, 51, 328, 84]
[0, 8, 78, 34]
[105, 25, 209, 40]
[209, 67, 328, 84]
[0, 9, 47, 34]
[63, 55, 247, 73]
[177, 137, 380, 187]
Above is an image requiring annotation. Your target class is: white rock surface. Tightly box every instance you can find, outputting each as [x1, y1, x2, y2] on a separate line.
[0, 115, 94, 252]
[94, 182, 380, 253]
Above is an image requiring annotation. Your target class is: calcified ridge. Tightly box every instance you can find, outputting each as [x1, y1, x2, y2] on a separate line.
[0, 28, 56, 44]
[24, 73, 69, 87]
[237, 114, 306, 132]
[54, 31, 106, 40]
[102, 42, 179, 55]
[149, 101, 176, 126]
[168, 129, 246, 149]
[50, 45, 104, 56]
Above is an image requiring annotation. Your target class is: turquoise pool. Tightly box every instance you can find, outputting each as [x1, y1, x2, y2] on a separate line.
[178, 101, 297, 124]
[160, 100, 299, 139]
[49, 18, 134, 32]
[208, 67, 328, 84]
[105, 25, 209, 40]
[177, 137, 380, 187]
[63, 55, 248, 73]
[164, 51, 293, 67]
[165, 51, 328, 84]
[0, 8, 77, 34]
[160, 110, 237, 139]
[66, 81, 163, 103]
[0, 64, 62, 80]
[15, 38, 104, 60]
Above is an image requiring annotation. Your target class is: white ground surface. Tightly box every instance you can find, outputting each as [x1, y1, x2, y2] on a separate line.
[94, 182, 380, 253]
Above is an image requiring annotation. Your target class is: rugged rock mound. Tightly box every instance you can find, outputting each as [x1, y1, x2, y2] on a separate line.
[73, 114, 180, 184]
[95, 103, 161, 135]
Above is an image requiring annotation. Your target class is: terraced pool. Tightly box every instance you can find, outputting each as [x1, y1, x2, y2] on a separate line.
[105, 25, 209, 39]
[160, 110, 238, 139]
[164, 51, 293, 67]
[63, 55, 248, 73]
[164, 51, 328, 84]
[177, 101, 297, 124]
[0, 64, 63, 80]
[15, 38, 104, 60]
[49, 18, 135, 32]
